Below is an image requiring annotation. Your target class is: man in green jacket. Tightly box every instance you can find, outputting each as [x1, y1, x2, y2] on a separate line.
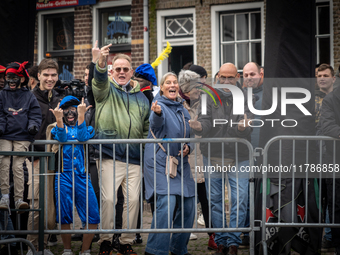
[92, 44, 150, 255]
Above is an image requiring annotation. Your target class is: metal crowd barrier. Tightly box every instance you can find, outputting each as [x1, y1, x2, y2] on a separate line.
[0, 150, 55, 255]
[16, 138, 254, 254]
[261, 135, 340, 255]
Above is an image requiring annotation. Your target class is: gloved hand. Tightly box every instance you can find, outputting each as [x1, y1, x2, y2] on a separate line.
[28, 126, 39, 135]
[0, 129, 3, 137]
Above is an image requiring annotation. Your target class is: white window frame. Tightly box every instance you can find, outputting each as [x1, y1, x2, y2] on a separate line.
[37, 7, 75, 63]
[92, 0, 132, 48]
[157, 8, 196, 80]
[316, 0, 333, 66]
[211, 2, 264, 75]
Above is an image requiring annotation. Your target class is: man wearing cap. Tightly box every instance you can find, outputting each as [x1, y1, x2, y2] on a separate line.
[189, 64, 208, 83]
[133, 63, 157, 106]
[0, 61, 41, 211]
[93, 45, 150, 255]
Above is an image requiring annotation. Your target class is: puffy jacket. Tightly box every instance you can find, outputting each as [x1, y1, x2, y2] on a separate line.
[32, 85, 60, 151]
[144, 93, 195, 201]
[92, 64, 150, 164]
[51, 121, 95, 174]
[0, 85, 41, 141]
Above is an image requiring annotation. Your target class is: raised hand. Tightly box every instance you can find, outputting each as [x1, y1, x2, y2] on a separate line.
[189, 115, 202, 131]
[77, 98, 92, 126]
[98, 44, 112, 68]
[92, 40, 100, 63]
[77, 97, 92, 117]
[49, 102, 63, 120]
[237, 113, 252, 131]
[49, 102, 64, 128]
[151, 100, 162, 115]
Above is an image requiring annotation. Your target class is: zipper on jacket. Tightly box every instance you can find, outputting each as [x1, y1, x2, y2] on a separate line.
[127, 93, 132, 139]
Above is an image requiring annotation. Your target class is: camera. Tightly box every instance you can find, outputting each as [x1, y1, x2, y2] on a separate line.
[54, 79, 86, 99]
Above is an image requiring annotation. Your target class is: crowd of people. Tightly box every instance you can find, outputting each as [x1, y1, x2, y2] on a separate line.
[0, 41, 339, 255]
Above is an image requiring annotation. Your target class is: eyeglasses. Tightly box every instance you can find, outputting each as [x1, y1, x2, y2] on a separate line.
[219, 75, 237, 83]
[114, 67, 131, 73]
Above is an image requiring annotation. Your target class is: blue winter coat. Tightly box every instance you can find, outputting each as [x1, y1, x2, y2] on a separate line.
[51, 121, 95, 174]
[0, 85, 42, 141]
[144, 94, 195, 201]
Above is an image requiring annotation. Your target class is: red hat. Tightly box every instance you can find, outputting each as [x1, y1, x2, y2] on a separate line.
[5, 61, 29, 77]
[0, 65, 5, 74]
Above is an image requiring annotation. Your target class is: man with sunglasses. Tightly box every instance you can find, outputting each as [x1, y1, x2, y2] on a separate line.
[190, 63, 252, 255]
[92, 44, 150, 255]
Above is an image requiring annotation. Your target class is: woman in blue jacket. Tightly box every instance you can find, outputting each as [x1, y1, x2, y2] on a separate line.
[144, 72, 195, 255]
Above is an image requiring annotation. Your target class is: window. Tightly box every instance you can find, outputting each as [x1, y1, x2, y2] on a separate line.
[99, 6, 131, 52]
[165, 15, 194, 38]
[156, 8, 196, 79]
[220, 9, 262, 72]
[44, 13, 74, 80]
[316, 2, 332, 65]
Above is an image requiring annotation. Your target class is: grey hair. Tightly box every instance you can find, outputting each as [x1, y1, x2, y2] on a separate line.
[160, 72, 177, 96]
[178, 69, 200, 85]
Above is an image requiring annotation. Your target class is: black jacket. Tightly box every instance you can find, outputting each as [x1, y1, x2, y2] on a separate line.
[319, 88, 340, 164]
[194, 88, 253, 161]
[32, 85, 60, 151]
[0, 85, 42, 141]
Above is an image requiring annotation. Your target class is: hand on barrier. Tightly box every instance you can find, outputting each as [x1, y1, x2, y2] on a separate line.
[28, 125, 39, 135]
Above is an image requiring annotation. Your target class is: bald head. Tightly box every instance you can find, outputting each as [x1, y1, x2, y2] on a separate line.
[243, 62, 263, 88]
[220, 63, 238, 74]
[218, 63, 240, 90]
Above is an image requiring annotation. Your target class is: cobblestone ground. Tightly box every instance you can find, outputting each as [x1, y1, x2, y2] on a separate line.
[19, 202, 336, 255]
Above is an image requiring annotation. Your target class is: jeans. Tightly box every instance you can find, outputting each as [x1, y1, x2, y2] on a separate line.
[145, 194, 195, 255]
[324, 206, 332, 241]
[0, 193, 16, 247]
[203, 156, 249, 247]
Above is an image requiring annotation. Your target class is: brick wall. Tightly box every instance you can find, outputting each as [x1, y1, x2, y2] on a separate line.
[131, 0, 145, 69]
[149, 0, 262, 77]
[73, 5, 93, 80]
[33, 16, 38, 66]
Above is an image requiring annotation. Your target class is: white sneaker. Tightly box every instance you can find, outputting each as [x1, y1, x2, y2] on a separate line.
[79, 251, 91, 255]
[0, 196, 10, 210]
[62, 252, 74, 255]
[197, 213, 205, 226]
[189, 233, 197, 240]
[15, 199, 29, 214]
[27, 249, 54, 255]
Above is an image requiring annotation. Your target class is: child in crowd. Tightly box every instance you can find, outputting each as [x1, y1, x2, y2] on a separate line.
[49, 96, 99, 255]
[0, 61, 41, 212]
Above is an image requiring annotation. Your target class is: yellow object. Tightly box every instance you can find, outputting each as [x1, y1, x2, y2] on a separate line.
[151, 41, 172, 69]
